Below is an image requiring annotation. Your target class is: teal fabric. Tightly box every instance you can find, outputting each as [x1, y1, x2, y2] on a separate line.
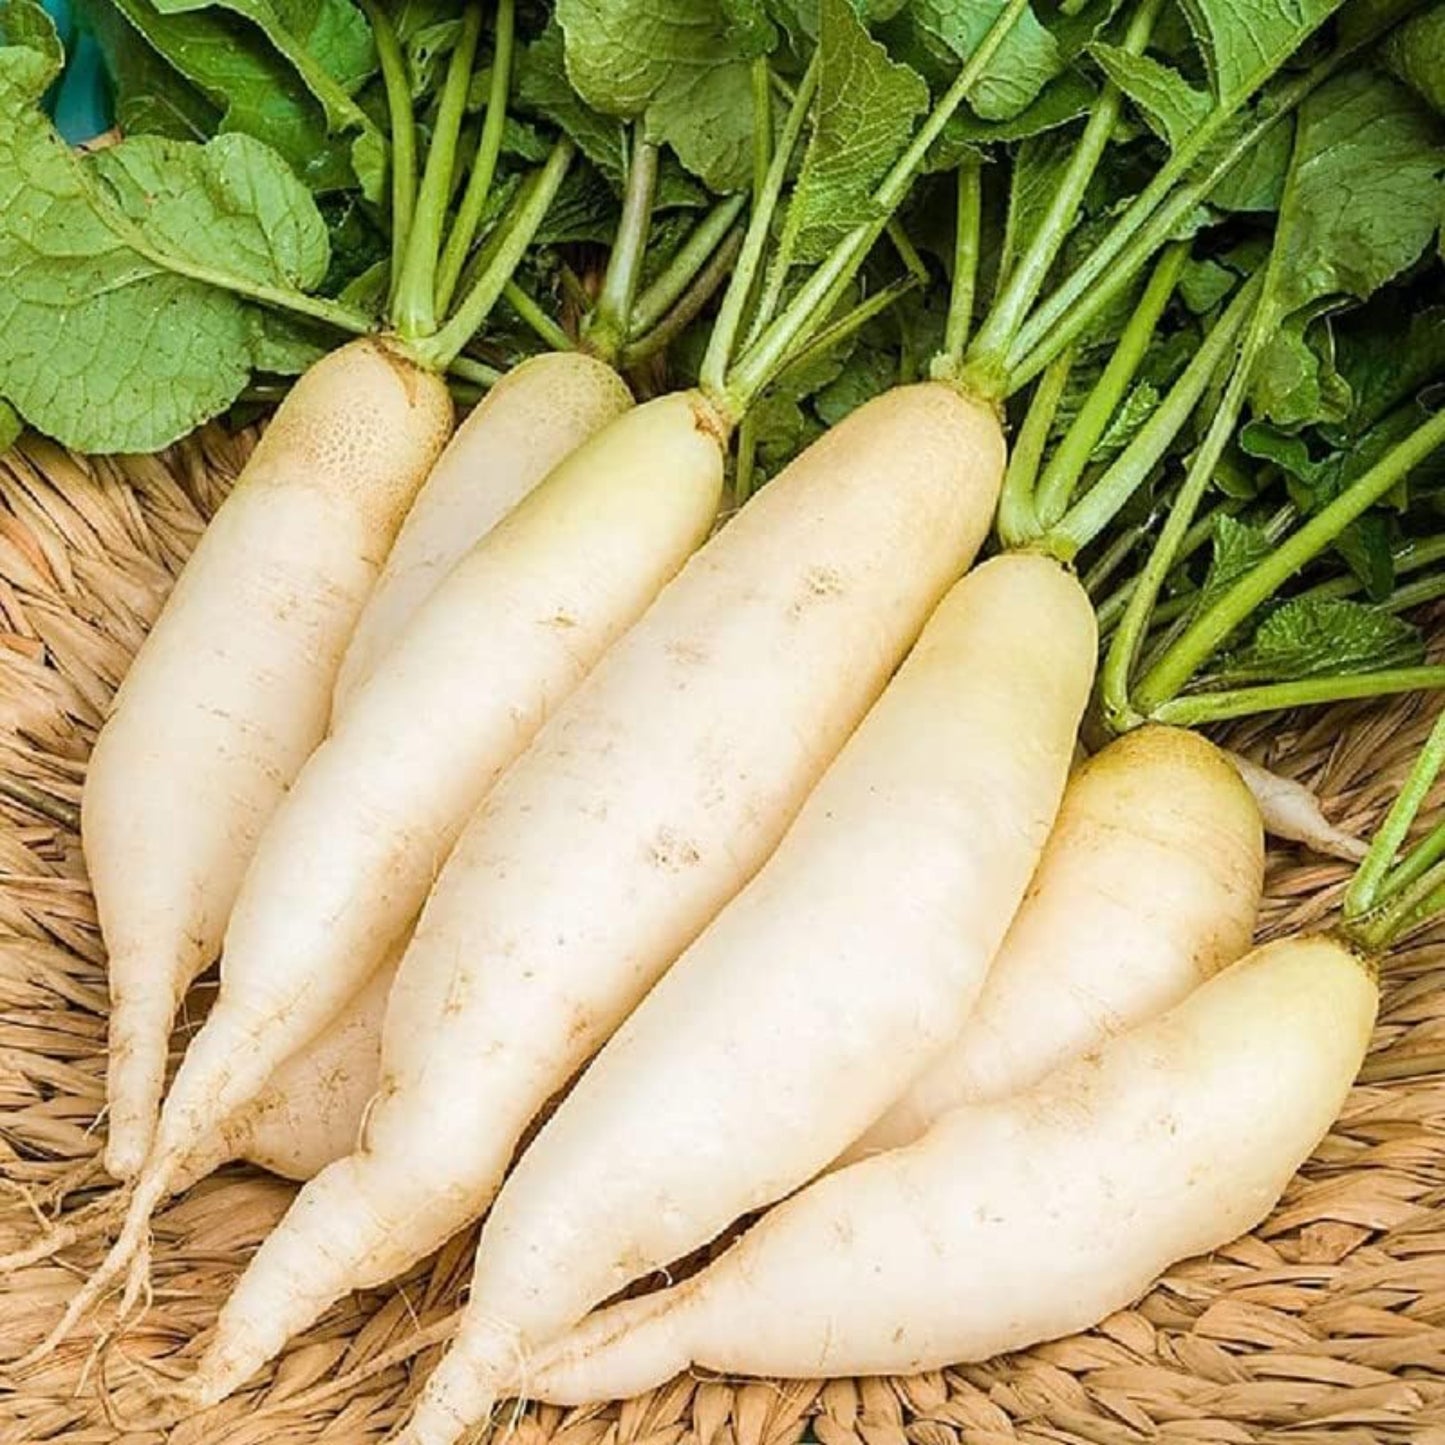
[42, 0, 114, 143]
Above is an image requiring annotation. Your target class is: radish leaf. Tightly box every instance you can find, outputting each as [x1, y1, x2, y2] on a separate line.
[85, 1, 219, 141]
[0, 0, 60, 97]
[1091, 381, 1161, 459]
[1327, 297, 1445, 440]
[516, 22, 707, 207]
[1087, 43, 1209, 152]
[1228, 597, 1422, 680]
[1383, 6, 1445, 115]
[1201, 513, 1275, 611]
[1179, 256, 1238, 311]
[148, 0, 376, 127]
[780, 0, 928, 264]
[94, 133, 330, 290]
[1178, 0, 1340, 103]
[98, 0, 357, 191]
[1251, 309, 1351, 427]
[1246, 71, 1443, 425]
[0, 90, 336, 450]
[1206, 117, 1289, 211]
[556, 0, 763, 191]
[882, 0, 1062, 121]
[931, 67, 1096, 158]
[1271, 71, 1443, 316]
[517, 23, 625, 181]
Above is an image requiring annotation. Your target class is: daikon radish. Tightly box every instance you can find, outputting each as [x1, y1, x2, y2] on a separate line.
[67, 391, 725, 1331]
[85, 340, 451, 1180]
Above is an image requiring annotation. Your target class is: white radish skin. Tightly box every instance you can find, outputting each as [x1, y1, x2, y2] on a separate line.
[74, 390, 726, 1331]
[517, 935, 1377, 1406]
[84, 339, 452, 1181]
[186, 950, 396, 1186]
[847, 725, 1264, 1160]
[334, 352, 633, 712]
[403, 554, 1096, 1445]
[188, 381, 1005, 1406]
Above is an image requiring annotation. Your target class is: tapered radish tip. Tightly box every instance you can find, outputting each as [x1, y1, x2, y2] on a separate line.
[186, 1358, 238, 1411]
[104, 1134, 146, 1182]
[390, 1385, 497, 1445]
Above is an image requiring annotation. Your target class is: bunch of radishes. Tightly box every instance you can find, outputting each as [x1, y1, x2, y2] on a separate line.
[22, 333, 1394, 1445]
[14, 0, 1445, 1440]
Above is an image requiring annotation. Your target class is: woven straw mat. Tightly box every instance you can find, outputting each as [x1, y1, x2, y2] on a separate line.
[1, 427, 1445, 1445]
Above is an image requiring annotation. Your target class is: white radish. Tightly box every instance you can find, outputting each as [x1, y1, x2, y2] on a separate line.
[404, 553, 1096, 1441]
[514, 935, 1377, 1408]
[847, 725, 1264, 1159]
[70, 389, 726, 1332]
[334, 351, 632, 712]
[84, 339, 452, 1181]
[186, 380, 1006, 1406]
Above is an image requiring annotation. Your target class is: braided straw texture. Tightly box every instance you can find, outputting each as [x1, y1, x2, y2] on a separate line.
[1, 429, 1444, 1445]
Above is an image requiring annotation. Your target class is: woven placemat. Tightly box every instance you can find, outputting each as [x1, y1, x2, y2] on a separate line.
[2, 429, 1445, 1445]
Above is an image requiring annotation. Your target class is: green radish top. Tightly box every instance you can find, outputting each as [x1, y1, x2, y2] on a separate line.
[359, 0, 743, 382]
[533, 0, 1443, 599]
[4, 0, 1441, 695]
[499, 0, 1049, 474]
[367, 0, 567, 377]
[864, 0, 1445, 737]
[528, 0, 1444, 750]
[0, 0, 518, 448]
[0, 0, 591, 451]
[0, 0, 776, 452]
[1333, 707, 1445, 963]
